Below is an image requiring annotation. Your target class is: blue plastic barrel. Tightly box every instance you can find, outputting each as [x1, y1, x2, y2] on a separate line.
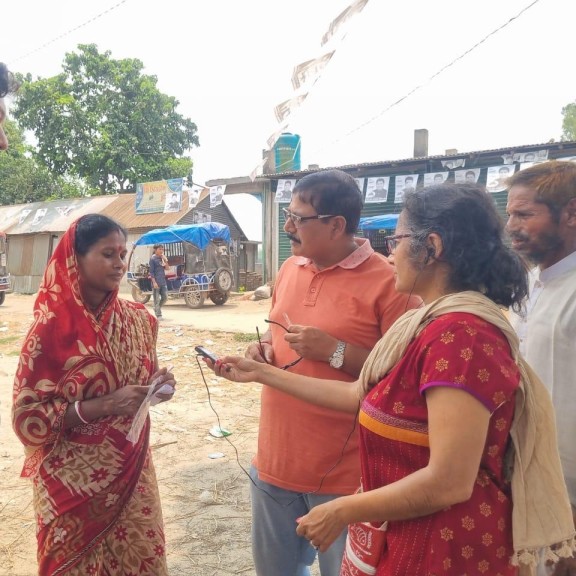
[274, 133, 301, 172]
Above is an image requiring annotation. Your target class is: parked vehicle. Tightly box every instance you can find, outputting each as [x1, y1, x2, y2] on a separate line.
[0, 231, 9, 305]
[358, 214, 399, 257]
[127, 223, 234, 309]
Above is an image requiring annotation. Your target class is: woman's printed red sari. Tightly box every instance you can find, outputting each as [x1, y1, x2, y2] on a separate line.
[12, 222, 167, 575]
[360, 313, 520, 576]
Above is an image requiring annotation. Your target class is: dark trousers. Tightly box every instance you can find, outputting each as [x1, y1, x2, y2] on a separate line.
[153, 285, 168, 317]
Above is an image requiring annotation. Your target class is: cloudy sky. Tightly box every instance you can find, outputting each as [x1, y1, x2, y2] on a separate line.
[2, 0, 574, 185]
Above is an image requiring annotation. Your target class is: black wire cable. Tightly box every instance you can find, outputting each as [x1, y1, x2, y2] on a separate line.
[195, 355, 361, 507]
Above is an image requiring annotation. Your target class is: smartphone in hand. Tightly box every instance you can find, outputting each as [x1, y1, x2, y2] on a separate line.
[195, 346, 218, 363]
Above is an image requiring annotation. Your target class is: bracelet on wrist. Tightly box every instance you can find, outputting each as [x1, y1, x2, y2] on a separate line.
[74, 400, 90, 424]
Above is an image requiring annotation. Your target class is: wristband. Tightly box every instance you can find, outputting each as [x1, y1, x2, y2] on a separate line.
[74, 400, 90, 424]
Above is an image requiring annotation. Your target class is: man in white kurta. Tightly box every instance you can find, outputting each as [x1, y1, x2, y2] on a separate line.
[507, 160, 576, 575]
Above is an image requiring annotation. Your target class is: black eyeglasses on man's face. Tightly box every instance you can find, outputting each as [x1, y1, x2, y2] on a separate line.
[257, 319, 303, 370]
[384, 233, 413, 254]
[282, 208, 335, 228]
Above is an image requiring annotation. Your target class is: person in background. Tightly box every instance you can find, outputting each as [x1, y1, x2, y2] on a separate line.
[241, 169, 420, 576]
[507, 160, 576, 575]
[149, 243, 169, 319]
[12, 214, 176, 575]
[214, 183, 575, 575]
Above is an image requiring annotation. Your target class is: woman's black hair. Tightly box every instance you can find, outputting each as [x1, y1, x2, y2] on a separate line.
[292, 169, 363, 234]
[74, 214, 127, 256]
[402, 183, 528, 312]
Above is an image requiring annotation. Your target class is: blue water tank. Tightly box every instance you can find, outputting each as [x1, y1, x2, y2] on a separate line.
[274, 133, 301, 173]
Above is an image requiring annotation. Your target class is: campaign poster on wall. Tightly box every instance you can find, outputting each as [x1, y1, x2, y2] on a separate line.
[394, 175, 417, 204]
[486, 165, 515, 193]
[365, 176, 389, 203]
[275, 179, 296, 203]
[210, 185, 226, 209]
[163, 191, 182, 213]
[423, 172, 448, 187]
[454, 168, 481, 184]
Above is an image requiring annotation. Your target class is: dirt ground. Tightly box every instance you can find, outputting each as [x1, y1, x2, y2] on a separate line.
[0, 292, 320, 576]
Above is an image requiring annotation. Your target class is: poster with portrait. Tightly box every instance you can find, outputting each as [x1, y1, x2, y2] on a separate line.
[18, 209, 32, 225]
[441, 159, 466, 170]
[394, 175, 417, 204]
[424, 172, 448, 187]
[192, 211, 211, 224]
[275, 179, 296, 203]
[354, 178, 365, 193]
[486, 165, 515, 193]
[188, 186, 203, 209]
[56, 206, 74, 218]
[454, 168, 481, 184]
[210, 185, 226, 209]
[164, 190, 182, 213]
[31, 208, 48, 226]
[365, 176, 389, 203]
[513, 150, 548, 163]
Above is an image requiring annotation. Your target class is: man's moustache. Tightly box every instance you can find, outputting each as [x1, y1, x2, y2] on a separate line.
[287, 234, 301, 244]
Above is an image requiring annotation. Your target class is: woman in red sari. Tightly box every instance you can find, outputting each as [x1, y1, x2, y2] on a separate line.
[211, 184, 575, 575]
[12, 214, 176, 575]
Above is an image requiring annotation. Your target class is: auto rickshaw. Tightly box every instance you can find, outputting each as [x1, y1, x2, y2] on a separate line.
[127, 222, 234, 309]
[358, 214, 399, 257]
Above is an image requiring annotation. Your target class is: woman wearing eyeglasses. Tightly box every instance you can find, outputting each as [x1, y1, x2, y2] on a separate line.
[213, 183, 575, 575]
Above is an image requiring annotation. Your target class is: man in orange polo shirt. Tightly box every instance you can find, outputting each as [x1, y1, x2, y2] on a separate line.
[245, 169, 420, 576]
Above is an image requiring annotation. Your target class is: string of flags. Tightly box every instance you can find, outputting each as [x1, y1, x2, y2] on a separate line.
[249, 0, 371, 181]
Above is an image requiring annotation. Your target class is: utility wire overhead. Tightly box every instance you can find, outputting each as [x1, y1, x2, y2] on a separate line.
[12, 0, 130, 64]
[311, 0, 543, 156]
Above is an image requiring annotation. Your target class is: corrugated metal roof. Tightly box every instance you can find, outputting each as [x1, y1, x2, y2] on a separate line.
[260, 140, 576, 179]
[99, 193, 196, 229]
[1, 196, 117, 234]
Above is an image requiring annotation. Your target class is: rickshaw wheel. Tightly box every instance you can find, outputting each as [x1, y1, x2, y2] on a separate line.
[184, 286, 206, 309]
[209, 291, 229, 306]
[131, 286, 151, 304]
[0, 292, 5, 305]
[214, 268, 233, 292]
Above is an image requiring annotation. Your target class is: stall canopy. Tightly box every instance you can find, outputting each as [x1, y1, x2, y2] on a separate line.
[134, 223, 231, 249]
[358, 214, 399, 231]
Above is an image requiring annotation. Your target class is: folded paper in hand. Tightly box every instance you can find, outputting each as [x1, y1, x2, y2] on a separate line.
[126, 371, 174, 444]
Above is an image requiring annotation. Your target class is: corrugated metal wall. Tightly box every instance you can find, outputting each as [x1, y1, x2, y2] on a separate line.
[8, 234, 52, 293]
[275, 172, 511, 269]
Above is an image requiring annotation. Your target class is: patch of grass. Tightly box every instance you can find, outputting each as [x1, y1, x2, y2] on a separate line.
[233, 332, 257, 343]
[8, 350, 21, 356]
[0, 335, 20, 345]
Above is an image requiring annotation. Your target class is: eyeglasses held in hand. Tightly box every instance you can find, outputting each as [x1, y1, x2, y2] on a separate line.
[282, 208, 335, 228]
[256, 319, 303, 371]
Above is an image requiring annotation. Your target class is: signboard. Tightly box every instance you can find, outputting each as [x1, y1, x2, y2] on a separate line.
[135, 178, 184, 214]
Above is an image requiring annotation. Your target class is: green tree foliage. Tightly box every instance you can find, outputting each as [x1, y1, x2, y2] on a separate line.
[561, 102, 576, 141]
[0, 119, 89, 205]
[13, 44, 199, 194]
